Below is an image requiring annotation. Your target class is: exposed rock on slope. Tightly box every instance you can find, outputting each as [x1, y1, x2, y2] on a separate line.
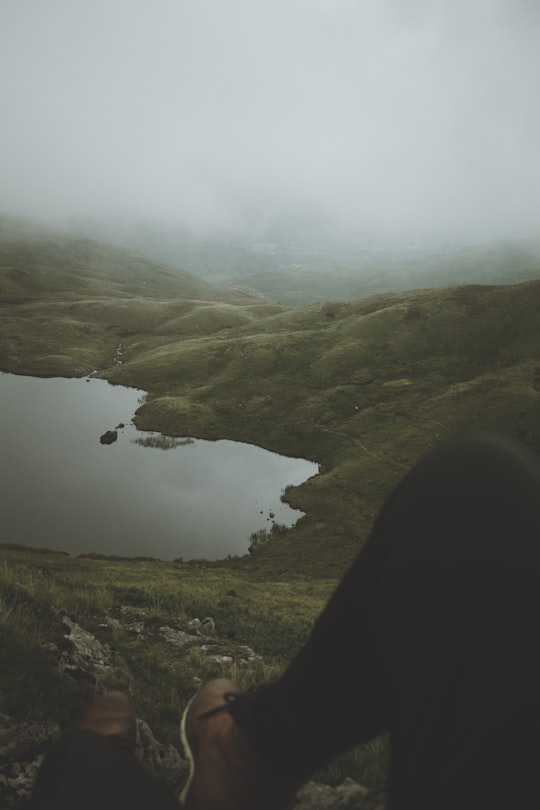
[0, 607, 384, 809]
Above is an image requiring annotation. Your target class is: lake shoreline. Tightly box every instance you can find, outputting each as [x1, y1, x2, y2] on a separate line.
[0, 371, 317, 562]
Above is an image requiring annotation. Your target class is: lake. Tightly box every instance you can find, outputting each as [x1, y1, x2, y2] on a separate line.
[0, 373, 318, 560]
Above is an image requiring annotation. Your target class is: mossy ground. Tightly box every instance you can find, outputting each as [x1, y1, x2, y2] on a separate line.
[1, 222, 540, 788]
[0, 546, 386, 786]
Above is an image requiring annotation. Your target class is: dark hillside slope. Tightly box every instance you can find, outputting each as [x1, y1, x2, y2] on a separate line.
[0, 218, 285, 376]
[0, 216, 247, 302]
[1, 219, 538, 574]
[3, 224, 539, 798]
[103, 280, 540, 574]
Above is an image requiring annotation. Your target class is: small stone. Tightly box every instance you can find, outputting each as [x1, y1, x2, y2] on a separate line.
[159, 626, 194, 648]
[200, 617, 216, 636]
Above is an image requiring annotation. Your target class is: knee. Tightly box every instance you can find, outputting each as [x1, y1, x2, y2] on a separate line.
[414, 431, 538, 492]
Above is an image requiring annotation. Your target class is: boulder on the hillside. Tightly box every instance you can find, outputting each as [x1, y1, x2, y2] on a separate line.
[60, 614, 115, 680]
[58, 614, 131, 688]
[159, 626, 196, 648]
[188, 616, 216, 636]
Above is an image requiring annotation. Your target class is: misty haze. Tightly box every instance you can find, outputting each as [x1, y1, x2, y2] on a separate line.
[2, 2, 540, 802]
[1, 0, 540, 599]
[2, 0, 540, 246]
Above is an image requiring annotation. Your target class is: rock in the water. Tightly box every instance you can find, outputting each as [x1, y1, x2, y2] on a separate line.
[99, 430, 118, 445]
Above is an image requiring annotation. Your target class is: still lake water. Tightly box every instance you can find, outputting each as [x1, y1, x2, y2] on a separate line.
[0, 373, 318, 560]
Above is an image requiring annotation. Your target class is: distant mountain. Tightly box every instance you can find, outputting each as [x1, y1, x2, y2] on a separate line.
[226, 239, 540, 305]
[67, 217, 340, 281]
[66, 217, 540, 305]
[0, 215, 284, 377]
[0, 214, 245, 303]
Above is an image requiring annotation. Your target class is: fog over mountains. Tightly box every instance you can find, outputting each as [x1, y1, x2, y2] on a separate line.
[2, 0, 540, 248]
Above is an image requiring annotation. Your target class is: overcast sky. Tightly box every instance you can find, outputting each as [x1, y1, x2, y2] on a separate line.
[1, 0, 539, 243]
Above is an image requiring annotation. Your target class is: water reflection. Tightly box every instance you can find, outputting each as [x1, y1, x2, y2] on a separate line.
[132, 436, 194, 450]
[0, 373, 318, 560]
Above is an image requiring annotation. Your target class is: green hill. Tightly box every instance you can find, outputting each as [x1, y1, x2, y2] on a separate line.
[1, 218, 540, 795]
[0, 215, 228, 302]
[2, 218, 540, 573]
[100, 280, 540, 575]
[0, 216, 284, 376]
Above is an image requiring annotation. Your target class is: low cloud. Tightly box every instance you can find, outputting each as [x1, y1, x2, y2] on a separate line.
[1, 0, 539, 243]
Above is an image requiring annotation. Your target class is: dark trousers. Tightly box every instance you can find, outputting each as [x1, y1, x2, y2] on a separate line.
[231, 433, 540, 808]
[29, 730, 179, 809]
[31, 434, 540, 808]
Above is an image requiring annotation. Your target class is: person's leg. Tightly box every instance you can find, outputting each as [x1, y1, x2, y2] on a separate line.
[30, 730, 180, 810]
[229, 433, 540, 806]
[30, 693, 179, 810]
[376, 433, 540, 808]
[229, 485, 393, 779]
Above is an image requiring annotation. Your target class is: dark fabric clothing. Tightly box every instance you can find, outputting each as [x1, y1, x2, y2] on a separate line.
[230, 433, 540, 808]
[30, 433, 540, 808]
[29, 730, 179, 810]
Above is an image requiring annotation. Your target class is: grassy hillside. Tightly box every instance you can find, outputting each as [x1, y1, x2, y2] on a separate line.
[0, 216, 284, 377]
[100, 280, 540, 576]
[0, 215, 229, 302]
[2, 219, 540, 577]
[1, 218, 540, 792]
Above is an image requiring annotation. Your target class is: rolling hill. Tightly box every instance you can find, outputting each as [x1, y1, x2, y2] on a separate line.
[2, 217, 540, 797]
[1, 216, 540, 574]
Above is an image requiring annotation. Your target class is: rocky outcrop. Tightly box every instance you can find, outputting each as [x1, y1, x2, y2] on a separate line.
[295, 779, 386, 810]
[0, 609, 385, 809]
[189, 616, 216, 636]
[295, 779, 367, 809]
[57, 613, 132, 689]
[135, 718, 188, 797]
[60, 614, 114, 674]
[158, 625, 196, 648]
[0, 715, 60, 809]
[0, 710, 381, 810]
